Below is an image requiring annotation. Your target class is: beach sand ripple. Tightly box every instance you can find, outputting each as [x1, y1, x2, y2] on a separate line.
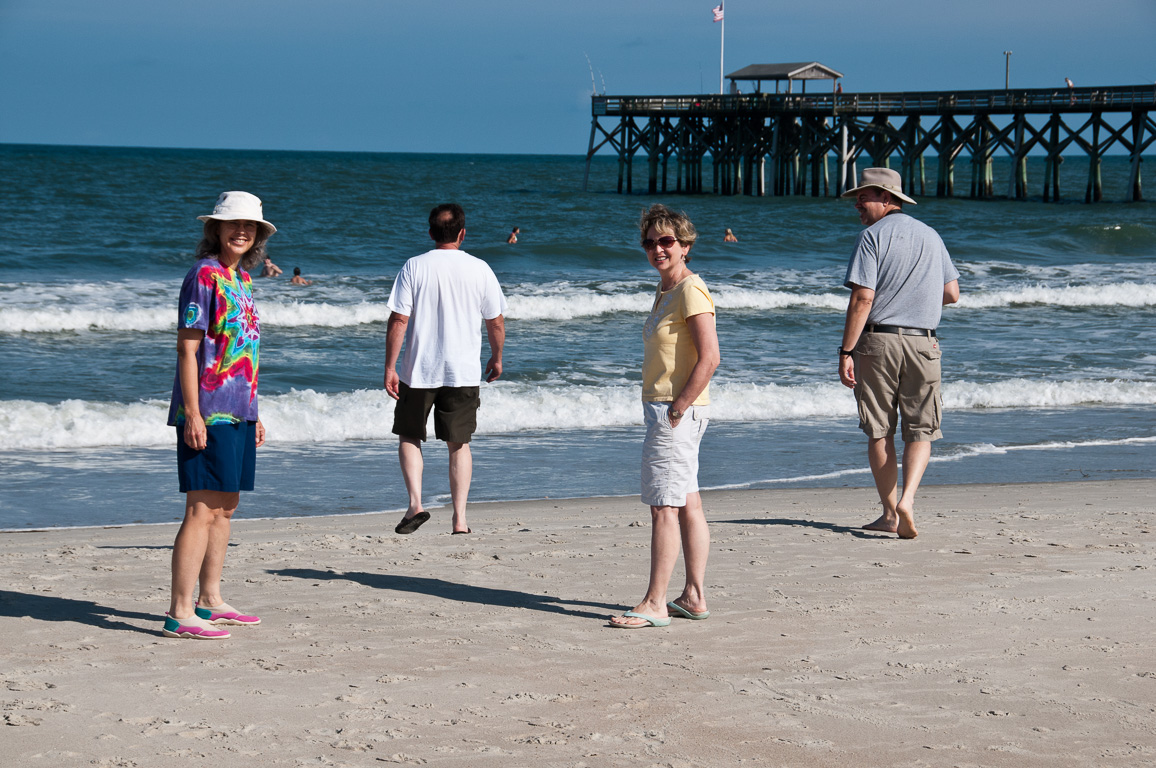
[2, 481, 1155, 766]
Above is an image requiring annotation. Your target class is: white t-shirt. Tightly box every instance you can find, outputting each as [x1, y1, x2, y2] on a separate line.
[387, 248, 507, 388]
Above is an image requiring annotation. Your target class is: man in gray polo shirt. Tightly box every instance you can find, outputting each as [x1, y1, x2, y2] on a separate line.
[838, 168, 960, 539]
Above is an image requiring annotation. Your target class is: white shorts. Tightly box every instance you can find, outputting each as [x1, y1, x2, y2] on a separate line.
[641, 402, 710, 507]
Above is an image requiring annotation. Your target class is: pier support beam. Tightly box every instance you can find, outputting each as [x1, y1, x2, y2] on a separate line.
[1128, 111, 1147, 202]
[587, 87, 1156, 203]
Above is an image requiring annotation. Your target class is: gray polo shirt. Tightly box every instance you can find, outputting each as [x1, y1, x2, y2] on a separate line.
[843, 212, 959, 330]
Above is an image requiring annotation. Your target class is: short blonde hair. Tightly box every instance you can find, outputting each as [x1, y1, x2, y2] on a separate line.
[639, 204, 697, 259]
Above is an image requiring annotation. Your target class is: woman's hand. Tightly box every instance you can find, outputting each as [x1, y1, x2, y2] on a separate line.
[183, 413, 207, 451]
[255, 419, 266, 448]
[668, 312, 720, 426]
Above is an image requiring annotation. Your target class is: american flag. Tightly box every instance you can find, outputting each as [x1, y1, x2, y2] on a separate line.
[712, 3, 724, 22]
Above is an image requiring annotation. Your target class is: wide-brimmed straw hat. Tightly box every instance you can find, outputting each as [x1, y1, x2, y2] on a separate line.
[840, 168, 917, 205]
[197, 191, 277, 234]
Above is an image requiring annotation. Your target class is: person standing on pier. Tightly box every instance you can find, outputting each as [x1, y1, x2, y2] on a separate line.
[384, 204, 507, 535]
[837, 168, 959, 539]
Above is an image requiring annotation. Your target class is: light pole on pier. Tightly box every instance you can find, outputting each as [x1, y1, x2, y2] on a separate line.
[1004, 51, 1012, 89]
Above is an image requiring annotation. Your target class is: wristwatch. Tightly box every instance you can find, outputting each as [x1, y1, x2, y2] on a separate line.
[839, 347, 855, 357]
[669, 407, 684, 420]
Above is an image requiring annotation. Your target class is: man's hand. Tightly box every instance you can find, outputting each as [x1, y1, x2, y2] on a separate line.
[483, 315, 505, 383]
[384, 368, 401, 400]
[839, 354, 856, 389]
[255, 419, 266, 447]
[484, 356, 502, 383]
[384, 312, 409, 400]
[840, 285, 872, 389]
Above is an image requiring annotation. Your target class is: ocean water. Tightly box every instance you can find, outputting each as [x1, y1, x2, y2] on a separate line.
[1, 144, 1154, 530]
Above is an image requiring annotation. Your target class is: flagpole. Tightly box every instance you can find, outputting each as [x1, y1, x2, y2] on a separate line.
[719, 12, 725, 94]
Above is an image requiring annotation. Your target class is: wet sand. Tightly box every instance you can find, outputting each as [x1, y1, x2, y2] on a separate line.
[3, 480, 1155, 766]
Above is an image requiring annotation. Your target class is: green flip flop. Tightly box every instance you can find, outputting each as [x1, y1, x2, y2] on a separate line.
[667, 601, 710, 620]
[611, 610, 671, 628]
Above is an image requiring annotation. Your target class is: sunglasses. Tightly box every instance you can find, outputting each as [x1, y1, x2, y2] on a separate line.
[642, 236, 679, 250]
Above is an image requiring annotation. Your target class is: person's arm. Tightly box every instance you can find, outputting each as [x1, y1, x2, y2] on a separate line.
[840, 284, 875, 389]
[383, 312, 409, 399]
[177, 328, 207, 449]
[669, 312, 719, 426]
[943, 279, 960, 305]
[483, 314, 505, 382]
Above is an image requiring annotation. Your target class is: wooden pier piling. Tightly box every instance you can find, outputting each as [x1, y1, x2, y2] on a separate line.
[584, 85, 1156, 202]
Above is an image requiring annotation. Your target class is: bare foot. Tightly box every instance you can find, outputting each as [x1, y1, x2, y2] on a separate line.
[862, 513, 898, 533]
[896, 505, 918, 539]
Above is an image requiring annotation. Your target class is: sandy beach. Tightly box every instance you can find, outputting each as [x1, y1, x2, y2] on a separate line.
[3, 480, 1154, 767]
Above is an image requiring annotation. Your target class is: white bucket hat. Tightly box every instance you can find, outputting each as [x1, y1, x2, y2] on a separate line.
[840, 168, 917, 205]
[197, 191, 277, 234]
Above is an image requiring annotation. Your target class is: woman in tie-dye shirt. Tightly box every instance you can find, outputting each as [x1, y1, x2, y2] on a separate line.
[163, 191, 275, 640]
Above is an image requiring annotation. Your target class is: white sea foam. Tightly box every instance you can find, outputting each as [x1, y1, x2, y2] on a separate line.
[3, 378, 1153, 451]
[495, 282, 1156, 320]
[505, 291, 650, 320]
[947, 378, 1156, 409]
[958, 282, 1156, 309]
[1, 301, 395, 334]
[4, 307, 173, 333]
[3, 277, 1155, 332]
[702, 435, 1156, 491]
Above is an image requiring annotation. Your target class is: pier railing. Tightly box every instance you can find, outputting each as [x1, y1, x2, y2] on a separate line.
[594, 85, 1156, 118]
[585, 85, 1156, 202]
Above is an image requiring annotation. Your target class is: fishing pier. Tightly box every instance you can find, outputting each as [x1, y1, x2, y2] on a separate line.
[583, 83, 1156, 202]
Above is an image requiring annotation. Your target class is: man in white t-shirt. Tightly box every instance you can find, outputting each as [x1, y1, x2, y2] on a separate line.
[384, 204, 507, 535]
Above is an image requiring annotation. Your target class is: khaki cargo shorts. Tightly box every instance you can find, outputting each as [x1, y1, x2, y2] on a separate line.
[853, 332, 942, 442]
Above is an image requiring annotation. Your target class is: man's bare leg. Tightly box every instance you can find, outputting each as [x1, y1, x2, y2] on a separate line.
[863, 436, 900, 532]
[447, 441, 472, 533]
[895, 440, 932, 539]
[398, 437, 425, 521]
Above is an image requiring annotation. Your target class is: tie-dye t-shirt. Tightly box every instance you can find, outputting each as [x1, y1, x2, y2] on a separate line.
[167, 258, 260, 426]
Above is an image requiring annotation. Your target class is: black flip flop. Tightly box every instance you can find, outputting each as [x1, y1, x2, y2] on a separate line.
[395, 511, 430, 535]
[451, 528, 472, 535]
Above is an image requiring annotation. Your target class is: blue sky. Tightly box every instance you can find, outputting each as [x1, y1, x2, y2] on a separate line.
[1, 0, 1152, 155]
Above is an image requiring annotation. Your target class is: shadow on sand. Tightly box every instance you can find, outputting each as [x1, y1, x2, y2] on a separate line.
[268, 568, 620, 620]
[716, 517, 883, 539]
[0, 589, 158, 635]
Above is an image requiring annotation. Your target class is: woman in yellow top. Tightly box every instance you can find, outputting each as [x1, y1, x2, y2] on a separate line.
[611, 204, 720, 628]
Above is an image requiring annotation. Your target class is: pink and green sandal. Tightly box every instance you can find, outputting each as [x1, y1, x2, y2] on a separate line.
[162, 613, 231, 640]
[195, 602, 261, 626]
